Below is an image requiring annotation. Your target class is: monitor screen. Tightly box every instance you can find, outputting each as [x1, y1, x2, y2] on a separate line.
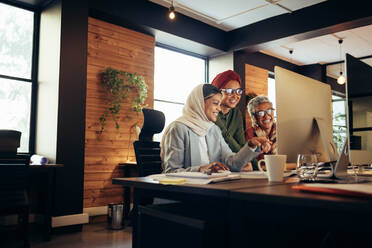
[345, 53, 372, 165]
[275, 66, 338, 163]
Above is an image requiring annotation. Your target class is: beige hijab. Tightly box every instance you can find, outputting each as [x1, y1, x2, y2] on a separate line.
[160, 84, 214, 161]
[175, 84, 214, 136]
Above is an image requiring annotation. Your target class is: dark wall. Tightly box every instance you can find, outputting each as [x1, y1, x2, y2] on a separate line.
[233, 51, 298, 117]
[295, 63, 346, 94]
[233, 50, 330, 83]
[327, 76, 346, 94]
[233, 51, 346, 120]
[295, 63, 324, 82]
[54, 0, 88, 216]
[234, 50, 297, 74]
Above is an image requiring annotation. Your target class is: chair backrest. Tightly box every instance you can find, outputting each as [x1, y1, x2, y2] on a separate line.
[134, 108, 165, 176]
[134, 141, 163, 177]
[139, 108, 165, 142]
[0, 129, 21, 155]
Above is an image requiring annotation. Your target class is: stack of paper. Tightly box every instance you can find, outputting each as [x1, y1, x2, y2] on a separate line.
[166, 171, 231, 179]
[148, 171, 240, 185]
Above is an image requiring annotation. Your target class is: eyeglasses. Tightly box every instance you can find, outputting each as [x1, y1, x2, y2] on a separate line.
[221, 88, 243, 95]
[255, 109, 274, 117]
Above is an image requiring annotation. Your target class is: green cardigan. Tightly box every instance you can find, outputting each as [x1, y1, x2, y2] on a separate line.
[215, 108, 246, 153]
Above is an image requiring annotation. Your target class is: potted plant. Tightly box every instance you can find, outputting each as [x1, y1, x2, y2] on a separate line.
[98, 67, 147, 135]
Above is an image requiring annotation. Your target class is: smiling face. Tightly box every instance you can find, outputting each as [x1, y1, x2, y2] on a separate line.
[255, 102, 274, 131]
[221, 80, 241, 109]
[204, 93, 222, 122]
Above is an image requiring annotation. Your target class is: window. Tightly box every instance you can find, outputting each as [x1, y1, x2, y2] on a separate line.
[0, 3, 35, 153]
[153, 46, 206, 141]
[332, 94, 347, 152]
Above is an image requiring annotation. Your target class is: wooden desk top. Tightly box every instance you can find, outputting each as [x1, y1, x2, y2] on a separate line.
[29, 164, 64, 168]
[112, 177, 288, 198]
[113, 176, 372, 211]
[231, 183, 372, 212]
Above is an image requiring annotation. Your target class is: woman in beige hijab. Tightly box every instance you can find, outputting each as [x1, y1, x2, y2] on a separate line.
[161, 84, 270, 173]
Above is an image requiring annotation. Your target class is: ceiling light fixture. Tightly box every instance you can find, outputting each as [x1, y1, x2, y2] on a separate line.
[168, 1, 176, 20]
[337, 39, 346, 85]
[289, 48, 294, 64]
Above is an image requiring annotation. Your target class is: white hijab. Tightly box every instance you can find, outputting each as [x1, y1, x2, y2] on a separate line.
[160, 84, 214, 161]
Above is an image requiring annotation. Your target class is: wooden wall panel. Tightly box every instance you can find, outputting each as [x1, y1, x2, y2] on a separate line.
[245, 64, 268, 129]
[84, 17, 155, 208]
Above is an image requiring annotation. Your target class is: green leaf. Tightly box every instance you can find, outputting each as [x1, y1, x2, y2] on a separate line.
[98, 67, 148, 137]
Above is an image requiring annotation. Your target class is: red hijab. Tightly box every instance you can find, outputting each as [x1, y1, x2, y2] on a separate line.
[211, 70, 241, 89]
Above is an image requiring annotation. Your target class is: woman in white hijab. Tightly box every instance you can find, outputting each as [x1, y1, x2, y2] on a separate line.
[161, 84, 270, 173]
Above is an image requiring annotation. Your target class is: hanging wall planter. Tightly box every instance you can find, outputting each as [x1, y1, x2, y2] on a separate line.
[98, 67, 147, 134]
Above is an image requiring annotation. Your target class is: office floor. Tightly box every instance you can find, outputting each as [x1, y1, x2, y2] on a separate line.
[2, 222, 132, 248]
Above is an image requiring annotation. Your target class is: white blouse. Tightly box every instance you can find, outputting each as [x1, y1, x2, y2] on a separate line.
[198, 136, 210, 166]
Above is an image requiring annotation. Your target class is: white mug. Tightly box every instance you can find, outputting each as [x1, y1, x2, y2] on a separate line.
[264, 155, 287, 182]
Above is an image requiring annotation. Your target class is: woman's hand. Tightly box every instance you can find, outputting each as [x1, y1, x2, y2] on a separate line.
[285, 163, 296, 170]
[241, 162, 253, 172]
[261, 141, 271, 153]
[199, 162, 229, 173]
[247, 137, 271, 153]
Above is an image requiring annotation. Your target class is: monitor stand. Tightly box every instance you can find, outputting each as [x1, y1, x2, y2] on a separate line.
[331, 137, 371, 183]
[314, 117, 339, 162]
[297, 118, 340, 183]
[333, 137, 349, 178]
[302, 137, 369, 183]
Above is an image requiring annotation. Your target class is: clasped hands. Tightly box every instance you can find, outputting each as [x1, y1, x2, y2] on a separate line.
[247, 136, 271, 153]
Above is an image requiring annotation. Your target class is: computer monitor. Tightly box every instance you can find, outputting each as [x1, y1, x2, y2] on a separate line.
[275, 66, 339, 163]
[345, 53, 372, 165]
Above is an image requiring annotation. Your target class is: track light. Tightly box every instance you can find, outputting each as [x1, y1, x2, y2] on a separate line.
[289, 48, 293, 64]
[168, 1, 176, 20]
[337, 72, 346, 85]
[337, 39, 346, 85]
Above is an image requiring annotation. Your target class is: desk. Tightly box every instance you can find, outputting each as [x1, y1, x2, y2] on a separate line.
[112, 177, 372, 248]
[118, 162, 137, 220]
[112, 177, 287, 248]
[29, 164, 63, 241]
[230, 183, 372, 247]
[0, 155, 62, 241]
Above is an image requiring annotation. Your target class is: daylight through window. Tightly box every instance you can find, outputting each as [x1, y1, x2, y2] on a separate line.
[153, 46, 206, 141]
[0, 3, 35, 153]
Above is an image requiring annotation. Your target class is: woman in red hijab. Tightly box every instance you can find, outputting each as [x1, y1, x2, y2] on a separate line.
[211, 70, 247, 154]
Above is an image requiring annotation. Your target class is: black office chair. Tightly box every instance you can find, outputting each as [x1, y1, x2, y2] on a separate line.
[0, 165, 30, 248]
[133, 108, 165, 177]
[130, 108, 165, 227]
